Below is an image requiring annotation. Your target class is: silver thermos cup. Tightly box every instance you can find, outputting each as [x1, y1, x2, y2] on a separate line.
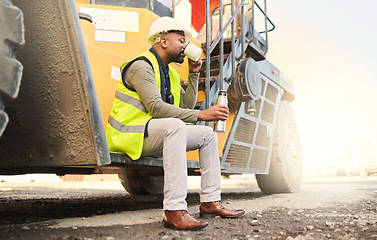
[214, 90, 228, 133]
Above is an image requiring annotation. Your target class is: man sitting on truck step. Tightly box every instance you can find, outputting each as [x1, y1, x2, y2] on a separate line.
[106, 16, 245, 231]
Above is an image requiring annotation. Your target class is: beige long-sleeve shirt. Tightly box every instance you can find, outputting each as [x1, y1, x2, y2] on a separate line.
[124, 60, 200, 123]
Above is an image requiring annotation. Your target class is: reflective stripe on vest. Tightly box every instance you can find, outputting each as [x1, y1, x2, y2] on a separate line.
[108, 116, 145, 133]
[115, 90, 148, 114]
[106, 50, 181, 160]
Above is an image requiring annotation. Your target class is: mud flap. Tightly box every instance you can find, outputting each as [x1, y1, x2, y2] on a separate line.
[0, 0, 110, 172]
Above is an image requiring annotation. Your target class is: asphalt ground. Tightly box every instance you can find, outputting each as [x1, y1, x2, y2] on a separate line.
[0, 175, 376, 240]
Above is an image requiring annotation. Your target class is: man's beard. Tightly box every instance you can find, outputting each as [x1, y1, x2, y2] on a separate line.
[172, 50, 185, 64]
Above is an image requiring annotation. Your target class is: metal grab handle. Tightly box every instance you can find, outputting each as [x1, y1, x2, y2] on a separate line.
[208, 0, 247, 55]
[205, 0, 211, 122]
[219, 0, 224, 91]
[254, 0, 275, 34]
[205, 0, 247, 108]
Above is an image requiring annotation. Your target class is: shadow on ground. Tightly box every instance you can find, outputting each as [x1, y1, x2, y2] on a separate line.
[0, 188, 264, 225]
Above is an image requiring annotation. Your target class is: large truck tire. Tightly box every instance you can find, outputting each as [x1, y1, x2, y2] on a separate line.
[0, 0, 24, 137]
[256, 100, 302, 194]
[118, 169, 164, 195]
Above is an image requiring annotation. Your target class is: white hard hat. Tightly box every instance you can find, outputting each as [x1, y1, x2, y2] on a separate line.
[147, 17, 192, 45]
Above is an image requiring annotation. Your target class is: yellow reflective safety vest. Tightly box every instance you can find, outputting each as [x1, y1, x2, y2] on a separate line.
[106, 50, 181, 160]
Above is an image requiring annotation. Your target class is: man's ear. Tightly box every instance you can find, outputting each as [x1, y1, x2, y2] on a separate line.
[160, 36, 168, 49]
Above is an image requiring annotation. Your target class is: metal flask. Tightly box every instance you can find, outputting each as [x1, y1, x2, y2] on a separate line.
[214, 90, 228, 133]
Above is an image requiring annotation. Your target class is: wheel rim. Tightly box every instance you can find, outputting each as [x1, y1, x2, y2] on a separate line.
[287, 124, 300, 172]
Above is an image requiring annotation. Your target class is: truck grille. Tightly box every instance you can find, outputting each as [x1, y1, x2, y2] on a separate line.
[234, 118, 256, 144]
[266, 84, 278, 102]
[255, 124, 270, 148]
[226, 144, 250, 168]
[250, 148, 268, 169]
[261, 101, 275, 123]
[223, 78, 280, 173]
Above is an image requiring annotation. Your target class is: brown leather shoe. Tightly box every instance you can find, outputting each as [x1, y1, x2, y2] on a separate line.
[163, 210, 208, 231]
[199, 201, 245, 218]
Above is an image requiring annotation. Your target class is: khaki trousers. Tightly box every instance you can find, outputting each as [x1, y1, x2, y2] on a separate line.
[142, 118, 222, 210]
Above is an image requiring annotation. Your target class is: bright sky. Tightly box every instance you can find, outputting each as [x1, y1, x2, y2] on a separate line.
[264, 0, 377, 171]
